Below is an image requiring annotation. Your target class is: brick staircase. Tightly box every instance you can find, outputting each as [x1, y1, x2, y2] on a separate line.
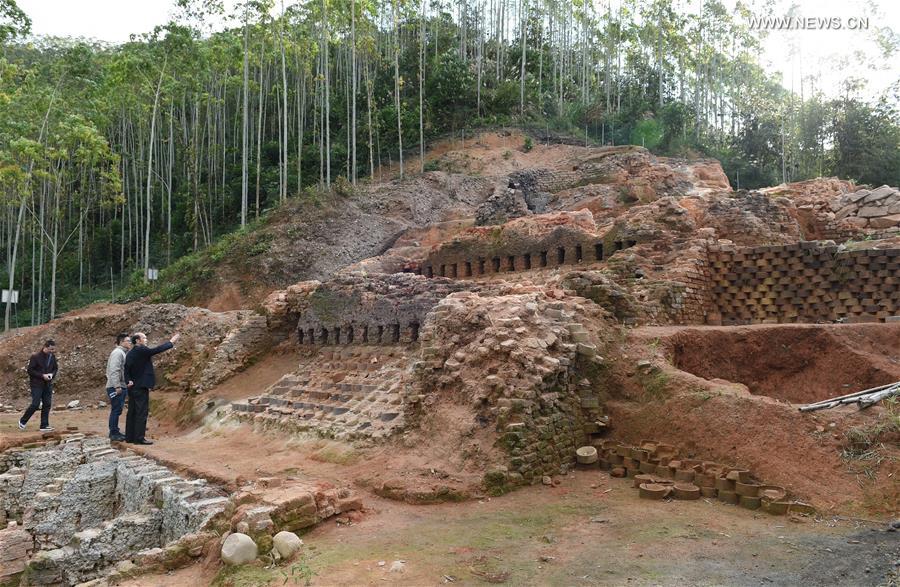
[231, 346, 412, 440]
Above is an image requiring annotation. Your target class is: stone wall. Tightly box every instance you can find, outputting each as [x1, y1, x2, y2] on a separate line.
[0, 436, 230, 586]
[562, 265, 713, 326]
[706, 242, 900, 324]
[829, 185, 900, 231]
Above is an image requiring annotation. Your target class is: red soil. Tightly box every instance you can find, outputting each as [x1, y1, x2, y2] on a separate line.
[666, 323, 900, 403]
[608, 324, 900, 516]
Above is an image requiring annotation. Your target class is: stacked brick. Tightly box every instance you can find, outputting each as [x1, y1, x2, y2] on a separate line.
[707, 242, 900, 324]
[415, 292, 609, 489]
[0, 521, 32, 582]
[231, 346, 410, 440]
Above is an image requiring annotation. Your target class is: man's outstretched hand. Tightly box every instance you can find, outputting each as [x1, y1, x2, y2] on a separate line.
[170, 333, 181, 345]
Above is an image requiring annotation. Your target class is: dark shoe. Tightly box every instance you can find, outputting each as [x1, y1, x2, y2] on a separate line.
[18, 421, 26, 430]
[110, 434, 126, 441]
[134, 439, 154, 445]
[39, 426, 54, 432]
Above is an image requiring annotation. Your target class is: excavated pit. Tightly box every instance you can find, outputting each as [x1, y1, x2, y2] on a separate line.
[0, 434, 231, 586]
[667, 325, 900, 404]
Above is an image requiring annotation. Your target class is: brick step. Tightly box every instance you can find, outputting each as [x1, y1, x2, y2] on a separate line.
[257, 393, 402, 420]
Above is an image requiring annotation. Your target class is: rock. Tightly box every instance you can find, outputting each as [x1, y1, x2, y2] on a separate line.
[389, 560, 406, 573]
[114, 560, 137, 574]
[66, 400, 80, 409]
[221, 532, 258, 565]
[833, 204, 857, 220]
[857, 206, 888, 218]
[542, 476, 553, 486]
[868, 214, 900, 229]
[474, 186, 531, 226]
[842, 217, 869, 228]
[272, 531, 303, 559]
[861, 185, 895, 203]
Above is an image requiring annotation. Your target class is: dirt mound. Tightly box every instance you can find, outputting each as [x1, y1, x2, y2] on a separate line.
[175, 171, 497, 309]
[0, 302, 268, 405]
[610, 324, 900, 514]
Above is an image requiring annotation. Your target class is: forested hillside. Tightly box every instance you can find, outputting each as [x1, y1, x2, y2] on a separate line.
[1, 0, 898, 329]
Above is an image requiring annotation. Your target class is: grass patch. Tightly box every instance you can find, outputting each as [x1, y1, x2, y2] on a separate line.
[309, 441, 360, 466]
[284, 438, 361, 466]
[841, 400, 899, 480]
[213, 557, 317, 587]
[119, 219, 274, 304]
[640, 371, 670, 401]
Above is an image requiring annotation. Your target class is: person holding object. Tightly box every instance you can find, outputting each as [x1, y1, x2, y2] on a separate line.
[124, 331, 179, 445]
[19, 339, 58, 432]
[105, 333, 132, 441]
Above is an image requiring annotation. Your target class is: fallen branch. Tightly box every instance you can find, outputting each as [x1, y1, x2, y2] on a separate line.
[799, 381, 900, 412]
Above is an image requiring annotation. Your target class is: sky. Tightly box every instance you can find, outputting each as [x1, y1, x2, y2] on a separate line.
[14, 0, 900, 100]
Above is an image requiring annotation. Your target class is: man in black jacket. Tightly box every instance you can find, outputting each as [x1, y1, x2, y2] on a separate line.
[19, 340, 58, 432]
[124, 331, 179, 445]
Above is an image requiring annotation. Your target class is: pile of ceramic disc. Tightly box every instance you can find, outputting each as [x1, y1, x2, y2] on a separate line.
[583, 439, 816, 515]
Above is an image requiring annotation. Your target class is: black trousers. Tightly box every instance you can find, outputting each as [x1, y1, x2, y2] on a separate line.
[125, 386, 150, 442]
[20, 384, 52, 428]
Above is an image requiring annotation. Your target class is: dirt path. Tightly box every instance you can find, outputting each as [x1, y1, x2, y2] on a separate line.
[121, 469, 898, 587]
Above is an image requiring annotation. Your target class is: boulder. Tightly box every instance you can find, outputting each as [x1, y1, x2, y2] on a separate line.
[861, 185, 895, 203]
[842, 217, 869, 229]
[272, 531, 303, 559]
[221, 533, 258, 565]
[868, 215, 900, 229]
[858, 206, 889, 218]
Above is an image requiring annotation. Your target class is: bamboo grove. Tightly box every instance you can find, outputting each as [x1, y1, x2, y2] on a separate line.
[1, 0, 898, 329]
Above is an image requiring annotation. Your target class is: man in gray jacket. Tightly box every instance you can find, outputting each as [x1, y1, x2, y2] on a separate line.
[105, 333, 132, 441]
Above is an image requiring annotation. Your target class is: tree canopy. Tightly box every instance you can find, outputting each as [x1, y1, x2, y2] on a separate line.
[0, 0, 898, 328]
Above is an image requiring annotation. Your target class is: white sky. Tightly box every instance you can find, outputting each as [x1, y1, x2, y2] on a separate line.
[15, 0, 900, 100]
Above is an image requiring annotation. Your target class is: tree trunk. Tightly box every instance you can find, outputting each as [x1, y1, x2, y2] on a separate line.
[144, 58, 167, 280]
[280, 0, 289, 202]
[241, 10, 250, 227]
[351, 0, 358, 183]
[392, 0, 403, 179]
[419, 0, 425, 172]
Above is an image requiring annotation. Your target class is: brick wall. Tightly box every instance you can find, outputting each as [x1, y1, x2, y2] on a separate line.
[706, 242, 900, 324]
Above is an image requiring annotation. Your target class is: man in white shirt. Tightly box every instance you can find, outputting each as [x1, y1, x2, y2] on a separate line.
[105, 333, 132, 441]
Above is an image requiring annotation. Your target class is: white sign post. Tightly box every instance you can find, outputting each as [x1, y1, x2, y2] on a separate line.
[147, 268, 159, 281]
[1, 290, 18, 304]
